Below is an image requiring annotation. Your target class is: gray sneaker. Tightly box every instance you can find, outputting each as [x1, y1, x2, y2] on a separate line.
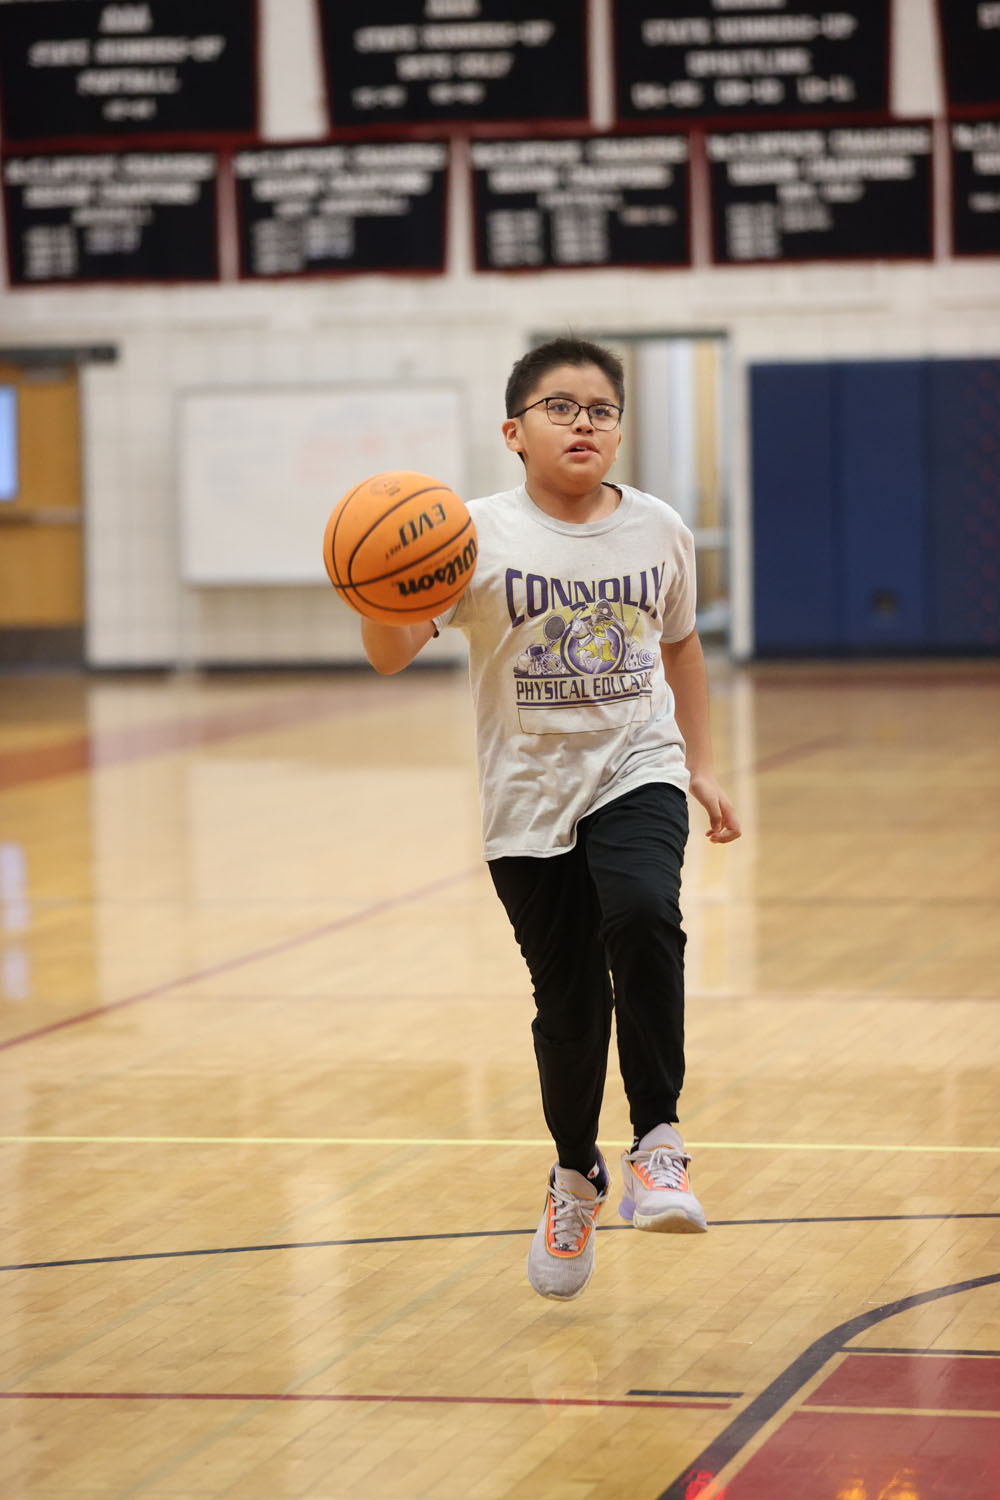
[526, 1155, 609, 1300]
[618, 1124, 707, 1233]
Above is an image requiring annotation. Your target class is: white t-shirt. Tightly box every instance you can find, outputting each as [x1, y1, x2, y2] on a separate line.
[436, 482, 696, 860]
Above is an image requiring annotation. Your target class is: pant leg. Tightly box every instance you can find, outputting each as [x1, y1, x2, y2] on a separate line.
[580, 783, 689, 1136]
[489, 847, 612, 1173]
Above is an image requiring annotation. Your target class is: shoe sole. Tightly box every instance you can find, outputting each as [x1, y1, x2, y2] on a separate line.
[632, 1208, 707, 1234]
[620, 1197, 708, 1233]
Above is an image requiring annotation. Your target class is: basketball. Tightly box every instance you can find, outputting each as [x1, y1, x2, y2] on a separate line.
[323, 471, 478, 625]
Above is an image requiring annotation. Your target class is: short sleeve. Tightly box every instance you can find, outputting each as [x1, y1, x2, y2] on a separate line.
[659, 523, 697, 642]
[433, 594, 467, 633]
[433, 496, 482, 634]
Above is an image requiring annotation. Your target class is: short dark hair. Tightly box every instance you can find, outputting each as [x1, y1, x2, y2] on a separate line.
[505, 336, 625, 418]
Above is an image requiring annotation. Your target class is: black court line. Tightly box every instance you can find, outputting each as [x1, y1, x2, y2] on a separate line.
[2, 1212, 997, 1275]
[0, 1227, 547, 1273]
[655, 1270, 1000, 1500]
[630, 1389, 744, 1400]
[0, 1391, 731, 1413]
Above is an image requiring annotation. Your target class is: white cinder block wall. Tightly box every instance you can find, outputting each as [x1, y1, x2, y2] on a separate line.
[1, 0, 997, 667]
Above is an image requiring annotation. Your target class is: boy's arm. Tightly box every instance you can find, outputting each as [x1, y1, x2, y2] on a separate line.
[361, 618, 437, 675]
[661, 628, 741, 844]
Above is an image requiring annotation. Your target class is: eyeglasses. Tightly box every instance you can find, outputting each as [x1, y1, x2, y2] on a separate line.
[513, 396, 623, 431]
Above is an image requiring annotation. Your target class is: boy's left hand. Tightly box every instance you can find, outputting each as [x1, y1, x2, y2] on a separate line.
[689, 773, 742, 843]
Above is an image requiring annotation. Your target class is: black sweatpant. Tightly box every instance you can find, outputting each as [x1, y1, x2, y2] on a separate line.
[488, 782, 689, 1174]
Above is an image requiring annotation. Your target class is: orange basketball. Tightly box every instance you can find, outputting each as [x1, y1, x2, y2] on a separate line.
[323, 471, 477, 625]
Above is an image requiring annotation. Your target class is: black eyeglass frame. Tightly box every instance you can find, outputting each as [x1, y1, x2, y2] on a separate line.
[512, 396, 624, 430]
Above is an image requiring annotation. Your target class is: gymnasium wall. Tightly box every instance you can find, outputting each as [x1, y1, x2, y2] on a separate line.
[1, 0, 998, 667]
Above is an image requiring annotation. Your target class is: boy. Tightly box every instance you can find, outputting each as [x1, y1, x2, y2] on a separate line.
[362, 337, 740, 1301]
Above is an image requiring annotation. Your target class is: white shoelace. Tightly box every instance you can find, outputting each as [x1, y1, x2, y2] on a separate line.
[549, 1180, 602, 1250]
[637, 1147, 691, 1191]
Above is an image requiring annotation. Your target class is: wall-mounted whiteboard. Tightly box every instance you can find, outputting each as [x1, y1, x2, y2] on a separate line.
[178, 385, 465, 584]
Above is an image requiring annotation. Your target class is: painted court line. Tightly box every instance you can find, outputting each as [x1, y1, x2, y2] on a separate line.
[850, 1347, 1000, 1357]
[806, 1403, 1000, 1418]
[742, 733, 842, 775]
[3, 1214, 997, 1276]
[1, 1134, 997, 1153]
[631, 1389, 744, 1400]
[0, 727, 867, 1059]
[0, 680, 431, 793]
[0, 1391, 731, 1412]
[0, 866, 481, 1056]
[656, 1270, 1000, 1500]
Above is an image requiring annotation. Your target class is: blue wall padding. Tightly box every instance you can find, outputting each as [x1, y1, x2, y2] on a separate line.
[926, 359, 1000, 648]
[750, 357, 1000, 653]
[750, 363, 839, 650]
[837, 361, 928, 648]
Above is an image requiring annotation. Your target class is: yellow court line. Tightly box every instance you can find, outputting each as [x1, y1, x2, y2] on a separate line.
[0, 1136, 998, 1152]
[807, 1404, 1000, 1419]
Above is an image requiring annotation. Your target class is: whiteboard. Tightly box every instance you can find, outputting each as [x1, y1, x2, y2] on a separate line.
[178, 385, 466, 584]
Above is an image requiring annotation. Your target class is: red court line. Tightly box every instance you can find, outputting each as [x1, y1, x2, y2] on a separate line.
[0, 1391, 732, 1411]
[744, 734, 842, 775]
[807, 1352, 1000, 1412]
[0, 680, 426, 792]
[0, 720, 850, 1055]
[0, 693, 839, 796]
[0, 866, 481, 1055]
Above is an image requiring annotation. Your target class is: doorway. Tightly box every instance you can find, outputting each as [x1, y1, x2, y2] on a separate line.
[0, 360, 85, 666]
[535, 330, 732, 646]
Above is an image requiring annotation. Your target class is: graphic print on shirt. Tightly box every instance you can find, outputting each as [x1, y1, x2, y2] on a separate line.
[513, 597, 658, 734]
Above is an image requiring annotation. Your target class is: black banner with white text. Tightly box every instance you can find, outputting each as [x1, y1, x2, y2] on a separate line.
[471, 134, 689, 269]
[614, 1, 890, 122]
[707, 123, 933, 263]
[2, 149, 220, 283]
[0, 0, 258, 143]
[317, 1, 587, 128]
[233, 141, 449, 277]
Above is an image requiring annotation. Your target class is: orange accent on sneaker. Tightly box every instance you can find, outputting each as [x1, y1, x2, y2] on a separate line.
[634, 1160, 690, 1192]
[544, 1189, 604, 1258]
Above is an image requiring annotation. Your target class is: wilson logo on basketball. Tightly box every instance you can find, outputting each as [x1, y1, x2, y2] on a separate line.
[395, 537, 478, 598]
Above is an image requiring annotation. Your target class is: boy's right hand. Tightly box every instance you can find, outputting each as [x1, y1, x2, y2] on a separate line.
[689, 772, 742, 843]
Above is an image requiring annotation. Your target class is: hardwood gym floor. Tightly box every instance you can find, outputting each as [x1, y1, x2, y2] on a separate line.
[1, 659, 998, 1499]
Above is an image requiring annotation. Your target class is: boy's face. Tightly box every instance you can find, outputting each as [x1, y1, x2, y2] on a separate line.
[502, 362, 622, 493]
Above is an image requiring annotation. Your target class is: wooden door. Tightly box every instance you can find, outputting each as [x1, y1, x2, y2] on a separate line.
[0, 362, 84, 664]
